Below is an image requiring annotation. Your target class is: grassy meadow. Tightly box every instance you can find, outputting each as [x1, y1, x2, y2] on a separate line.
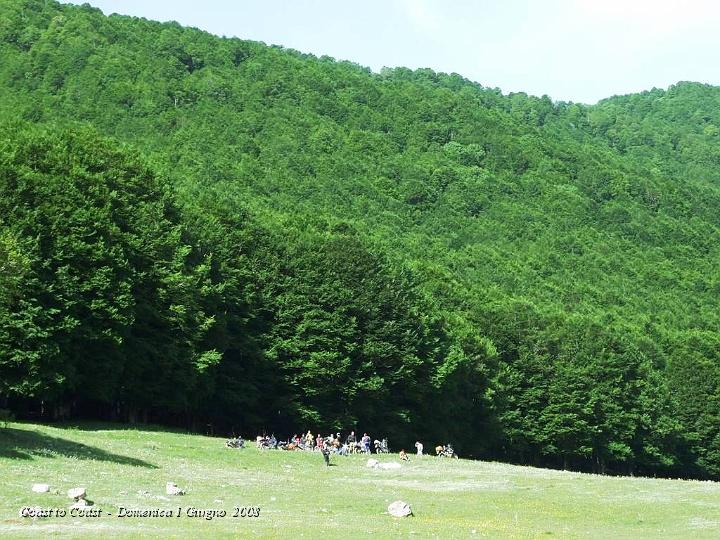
[1, 422, 719, 539]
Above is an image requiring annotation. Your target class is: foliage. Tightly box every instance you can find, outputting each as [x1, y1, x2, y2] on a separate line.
[0, 0, 719, 477]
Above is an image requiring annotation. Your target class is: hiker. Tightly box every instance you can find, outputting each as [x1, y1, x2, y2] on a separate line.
[346, 431, 356, 453]
[225, 436, 244, 449]
[399, 449, 409, 461]
[415, 441, 423, 456]
[361, 433, 371, 453]
[380, 438, 389, 453]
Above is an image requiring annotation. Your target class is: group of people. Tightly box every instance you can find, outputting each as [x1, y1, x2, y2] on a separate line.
[396, 441, 425, 461]
[233, 430, 457, 462]
[280, 430, 388, 456]
[395, 441, 458, 461]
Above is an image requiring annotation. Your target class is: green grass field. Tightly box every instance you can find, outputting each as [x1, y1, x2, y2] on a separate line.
[1, 422, 719, 539]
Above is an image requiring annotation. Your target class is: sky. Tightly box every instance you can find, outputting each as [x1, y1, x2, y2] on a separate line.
[65, 0, 720, 104]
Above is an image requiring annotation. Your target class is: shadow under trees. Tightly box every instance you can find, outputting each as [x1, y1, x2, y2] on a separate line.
[0, 425, 158, 468]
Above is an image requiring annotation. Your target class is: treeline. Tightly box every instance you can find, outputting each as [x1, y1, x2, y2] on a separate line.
[1, 0, 720, 479]
[0, 123, 488, 447]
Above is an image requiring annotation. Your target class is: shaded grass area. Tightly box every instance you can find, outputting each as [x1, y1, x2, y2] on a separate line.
[1, 422, 719, 539]
[0, 426, 156, 468]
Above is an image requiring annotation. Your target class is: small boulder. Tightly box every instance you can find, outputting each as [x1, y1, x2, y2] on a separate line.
[166, 482, 185, 496]
[378, 462, 402, 470]
[32, 483, 50, 493]
[366, 458, 379, 468]
[388, 500, 413, 517]
[70, 499, 91, 509]
[67, 487, 86, 500]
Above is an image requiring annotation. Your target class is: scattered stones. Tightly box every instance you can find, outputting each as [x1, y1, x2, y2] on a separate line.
[367, 458, 402, 470]
[388, 500, 413, 517]
[32, 483, 50, 493]
[67, 487, 86, 500]
[166, 482, 185, 495]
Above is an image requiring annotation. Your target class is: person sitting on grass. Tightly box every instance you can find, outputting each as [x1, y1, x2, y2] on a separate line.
[399, 449, 409, 461]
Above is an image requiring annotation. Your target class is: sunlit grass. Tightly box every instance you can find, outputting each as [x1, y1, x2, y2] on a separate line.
[1, 422, 719, 539]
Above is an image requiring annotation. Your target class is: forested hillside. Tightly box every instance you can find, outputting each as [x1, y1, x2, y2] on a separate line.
[1, 0, 720, 479]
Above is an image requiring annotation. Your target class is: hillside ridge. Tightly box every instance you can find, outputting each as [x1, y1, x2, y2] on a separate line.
[1, 0, 720, 480]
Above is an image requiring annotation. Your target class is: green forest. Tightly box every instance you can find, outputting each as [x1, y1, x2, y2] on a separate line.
[2, 0, 720, 479]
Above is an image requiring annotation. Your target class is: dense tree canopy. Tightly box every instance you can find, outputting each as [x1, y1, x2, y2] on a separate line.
[1, 0, 720, 478]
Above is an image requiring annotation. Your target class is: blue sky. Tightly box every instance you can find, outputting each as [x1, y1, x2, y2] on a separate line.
[67, 0, 720, 104]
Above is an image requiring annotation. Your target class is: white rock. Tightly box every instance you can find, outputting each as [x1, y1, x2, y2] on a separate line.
[67, 487, 86, 500]
[378, 462, 402, 470]
[388, 500, 413, 517]
[166, 482, 185, 495]
[366, 458, 379, 468]
[32, 483, 50, 493]
[70, 499, 91, 509]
